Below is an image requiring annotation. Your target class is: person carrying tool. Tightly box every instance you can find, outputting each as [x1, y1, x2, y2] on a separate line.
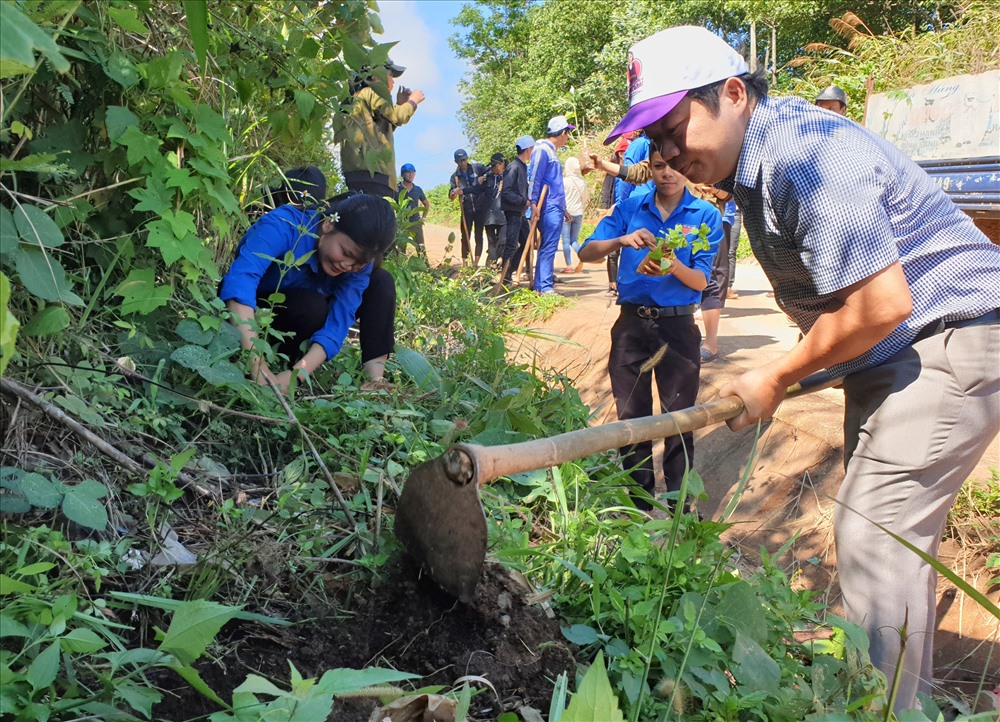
[578, 149, 722, 511]
[219, 193, 398, 393]
[529, 116, 574, 293]
[335, 61, 425, 197]
[499, 136, 535, 286]
[605, 25, 1000, 713]
[449, 149, 488, 264]
[481, 153, 508, 267]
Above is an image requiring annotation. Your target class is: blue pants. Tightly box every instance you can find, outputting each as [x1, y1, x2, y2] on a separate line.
[561, 214, 583, 266]
[533, 205, 564, 293]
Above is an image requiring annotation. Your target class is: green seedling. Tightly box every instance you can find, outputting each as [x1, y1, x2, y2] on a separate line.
[647, 223, 713, 273]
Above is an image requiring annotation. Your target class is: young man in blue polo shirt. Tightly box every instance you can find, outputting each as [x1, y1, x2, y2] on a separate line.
[579, 149, 722, 510]
[607, 26, 1000, 711]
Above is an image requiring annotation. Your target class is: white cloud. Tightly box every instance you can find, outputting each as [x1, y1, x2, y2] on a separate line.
[375, 0, 440, 91]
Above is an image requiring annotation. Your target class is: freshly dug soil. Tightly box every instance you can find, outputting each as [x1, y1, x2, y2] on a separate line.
[154, 559, 577, 721]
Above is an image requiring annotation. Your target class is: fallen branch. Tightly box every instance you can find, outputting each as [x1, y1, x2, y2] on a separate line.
[0, 377, 220, 502]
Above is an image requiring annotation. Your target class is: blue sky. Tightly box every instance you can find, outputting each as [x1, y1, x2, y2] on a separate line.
[375, 0, 472, 190]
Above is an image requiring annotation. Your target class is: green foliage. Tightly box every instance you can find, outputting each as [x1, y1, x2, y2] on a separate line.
[450, 0, 965, 154]
[0, 272, 18, 373]
[648, 223, 713, 272]
[780, 2, 999, 121]
[210, 663, 420, 722]
[1, 468, 108, 530]
[561, 651, 626, 722]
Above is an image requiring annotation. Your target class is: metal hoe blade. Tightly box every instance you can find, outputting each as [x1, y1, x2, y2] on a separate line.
[394, 448, 487, 603]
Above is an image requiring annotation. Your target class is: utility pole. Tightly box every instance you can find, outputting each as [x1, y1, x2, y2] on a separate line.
[749, 20, 757, 72]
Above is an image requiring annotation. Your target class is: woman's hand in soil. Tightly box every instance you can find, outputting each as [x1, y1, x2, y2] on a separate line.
[719, 366, 787, 431]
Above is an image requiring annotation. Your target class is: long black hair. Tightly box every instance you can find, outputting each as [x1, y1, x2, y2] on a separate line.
[321, 192, 396, 262]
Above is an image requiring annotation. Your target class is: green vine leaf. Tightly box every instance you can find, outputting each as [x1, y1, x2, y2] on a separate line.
[0, 273, 18, 376]
[60, 480, 109, 530]
[171, 344, 212, 371]
[14, 204, 64, 248]
[176, 319, 214, 346]
[23, 304, 70, 337]
[118, 126, 163, 166]
[18, 472, 62, 509]
[105, 105, 140, 142]
[107, 6, 150, 35]
[0, 1, 71, 78]
[104, 51, 141, 89]
[182, 0, 209, 69]
[114, 268, 173, 315]
[13, 246, 83, 305]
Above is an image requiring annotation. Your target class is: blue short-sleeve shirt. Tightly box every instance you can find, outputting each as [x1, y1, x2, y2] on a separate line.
[218, 204, 372, 360]
[583, 187, 722, 307]
[731, 95, 1000, 377]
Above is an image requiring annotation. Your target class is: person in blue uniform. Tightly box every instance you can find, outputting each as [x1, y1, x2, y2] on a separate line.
[578, 149, 721, 510]
[219, 193, 396, 392]
[528, 116, 573, 293]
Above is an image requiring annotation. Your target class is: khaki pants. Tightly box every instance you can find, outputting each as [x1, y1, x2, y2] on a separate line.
[836, 312, 999, 712]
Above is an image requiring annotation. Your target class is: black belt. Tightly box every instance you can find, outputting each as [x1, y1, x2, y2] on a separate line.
[622, 303, 697, 319]
[916, 308, 1000, 342]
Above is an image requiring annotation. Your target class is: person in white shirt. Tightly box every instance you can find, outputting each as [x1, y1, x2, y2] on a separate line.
[560, 157, 589, 273]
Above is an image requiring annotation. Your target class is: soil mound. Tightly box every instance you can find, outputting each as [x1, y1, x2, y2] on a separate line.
[155, 560, 575, 721]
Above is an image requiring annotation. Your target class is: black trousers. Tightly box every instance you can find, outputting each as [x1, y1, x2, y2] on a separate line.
[700, 221, 731, 312]
[265, 266, 396, 364]
[500, 211, 524, 283]
[484, 224, 505, 265]
[345, 175, 393, 198]
[459, 205, 485, 261]
[608, 308, 701, 508]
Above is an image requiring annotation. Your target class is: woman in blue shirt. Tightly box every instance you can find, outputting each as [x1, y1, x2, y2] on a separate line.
[219, 193, 396, 392]
[579, 149, 722, 511]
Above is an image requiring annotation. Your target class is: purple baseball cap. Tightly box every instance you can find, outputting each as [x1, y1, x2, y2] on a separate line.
[605, 26, 749, 144]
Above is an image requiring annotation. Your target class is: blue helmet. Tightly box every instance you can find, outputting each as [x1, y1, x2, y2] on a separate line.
[400, 163, 416, 174]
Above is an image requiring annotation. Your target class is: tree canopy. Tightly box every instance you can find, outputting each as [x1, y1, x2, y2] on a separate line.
[449, 0, 968, 157]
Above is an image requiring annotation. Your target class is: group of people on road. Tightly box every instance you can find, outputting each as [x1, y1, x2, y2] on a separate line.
[448, 115, 581, 294]
[215, 26, 998, 716]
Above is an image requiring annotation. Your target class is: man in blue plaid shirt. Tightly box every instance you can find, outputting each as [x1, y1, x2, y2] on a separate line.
[606, 26, 1000, 712]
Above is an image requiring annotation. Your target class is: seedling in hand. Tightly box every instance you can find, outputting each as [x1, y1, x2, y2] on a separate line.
[647, 223, 712, 273]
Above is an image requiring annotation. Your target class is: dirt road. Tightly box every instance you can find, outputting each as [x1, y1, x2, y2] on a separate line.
[419, 221, 998, 694]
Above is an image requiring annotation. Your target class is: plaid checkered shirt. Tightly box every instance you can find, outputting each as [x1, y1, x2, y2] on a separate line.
[729, 95, 1000, 377]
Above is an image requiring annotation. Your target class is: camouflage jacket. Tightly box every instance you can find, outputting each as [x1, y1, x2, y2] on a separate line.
[335, 87, 416, 186]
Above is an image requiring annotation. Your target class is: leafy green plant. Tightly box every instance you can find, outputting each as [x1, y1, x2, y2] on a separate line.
[647, 222, 712, 273]
[209, 663, 420, 722]
[0, 467, 108, 530]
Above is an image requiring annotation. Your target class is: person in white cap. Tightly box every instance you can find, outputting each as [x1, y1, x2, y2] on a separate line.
[528, 115, 574, 293]
[605, 25, 1000, 714]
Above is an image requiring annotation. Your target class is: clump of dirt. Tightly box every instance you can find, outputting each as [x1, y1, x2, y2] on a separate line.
[154, 559, 577, 721]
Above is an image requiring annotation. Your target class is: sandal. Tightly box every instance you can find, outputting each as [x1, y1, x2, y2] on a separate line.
[700, 347, 719, 362]
[561, 267, 577, 273]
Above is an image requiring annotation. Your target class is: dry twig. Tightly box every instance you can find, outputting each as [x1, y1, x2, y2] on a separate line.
[0, 377, 220, 501]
